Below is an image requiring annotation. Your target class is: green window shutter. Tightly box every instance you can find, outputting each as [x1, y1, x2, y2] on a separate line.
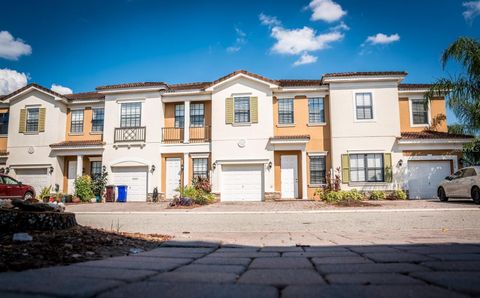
[341, 154, 350, 183]
[38, 108, 46, 132]
[250, 96, 258, 123]
[384, 153, 392, 183]
[225, 97, 233, 124]
[19, 109, 26, 133]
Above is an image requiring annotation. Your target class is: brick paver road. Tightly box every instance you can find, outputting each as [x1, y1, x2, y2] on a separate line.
[1, 242, 480, 297]
[2, 202, 480, 297]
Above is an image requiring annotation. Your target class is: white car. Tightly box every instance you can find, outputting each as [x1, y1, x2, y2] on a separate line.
[438, 166, 480, 204]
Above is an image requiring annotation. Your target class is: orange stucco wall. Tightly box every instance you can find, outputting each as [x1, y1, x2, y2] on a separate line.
[273, 95, 331, 198]
[399, 97, 448, 132]
[164, 101, 212, 127]
[65, 107, 103, 141]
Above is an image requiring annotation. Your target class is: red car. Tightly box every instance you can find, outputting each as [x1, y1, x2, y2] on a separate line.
[0, 174, 36, 200]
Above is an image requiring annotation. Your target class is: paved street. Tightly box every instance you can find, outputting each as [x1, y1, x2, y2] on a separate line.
[2, 201, 480, 297]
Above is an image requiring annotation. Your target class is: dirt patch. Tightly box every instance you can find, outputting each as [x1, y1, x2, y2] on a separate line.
[0, 225, 171, 272]
[333, 200, 381, 207]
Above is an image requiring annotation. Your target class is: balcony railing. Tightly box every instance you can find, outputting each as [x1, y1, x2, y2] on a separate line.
[162, 127, 184, 143]
[114, 127, 146, 143]
[189, 126, 211, 143]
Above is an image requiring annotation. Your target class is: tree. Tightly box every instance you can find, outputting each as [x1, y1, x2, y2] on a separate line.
[426, 37, 480, 135]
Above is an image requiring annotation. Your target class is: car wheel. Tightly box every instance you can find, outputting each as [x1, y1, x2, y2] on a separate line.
[472, 187, 480, 205]
[438, 187, 448, 202]
[23, 192, 34, 201]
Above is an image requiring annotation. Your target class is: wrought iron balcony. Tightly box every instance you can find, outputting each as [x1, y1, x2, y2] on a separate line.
[114, 127, 146, 143]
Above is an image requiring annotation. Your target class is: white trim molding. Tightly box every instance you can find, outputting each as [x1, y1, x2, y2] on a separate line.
[406, 154, 459, 172]
[408, 97, 431, 128]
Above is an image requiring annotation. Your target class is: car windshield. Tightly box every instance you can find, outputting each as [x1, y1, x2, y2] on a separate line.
[2, 176, 19, 185]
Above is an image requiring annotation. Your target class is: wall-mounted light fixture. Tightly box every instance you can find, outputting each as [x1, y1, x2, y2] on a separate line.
[397, 159, 403, 168]
[181, 164, 184, 171]
[5, 167, 10, 174]
[267, 161, 273, 170]
[151, 165, 156, 173]
[212, 162, 217, 170]
[0, 168, 4, 174]
[102, 165, 107, 172]
[49, 166, 54, 174]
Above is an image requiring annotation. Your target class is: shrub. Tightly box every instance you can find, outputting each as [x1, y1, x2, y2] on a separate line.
[343, 189, 364, 201]
[323, 191, 344, 203]
[370, 190, 386, 200]
[169, 197, 193, 207]
[74, 175, 94, 202]
[192, 176, 212, 193]
[391, 189, 407, 200]
[177, 185, 215, 206]
[179, 185, 199, 199]
[39, 185, 52, 201]
[92, 168, 108, 196]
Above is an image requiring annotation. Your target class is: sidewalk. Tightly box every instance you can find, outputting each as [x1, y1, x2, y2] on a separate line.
[1, 241, 479, 297]
[66, 199, 479, 213]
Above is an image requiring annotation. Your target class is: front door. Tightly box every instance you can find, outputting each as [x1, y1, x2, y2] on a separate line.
[281, 155, 298, 199]
[67, 160, 77, 194]
[166, 158, 182, 199]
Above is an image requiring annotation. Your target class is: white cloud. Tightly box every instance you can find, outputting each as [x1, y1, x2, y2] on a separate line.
[51, 84, 73, 95]
[271, 26, 343, 55]
[259, 13, 282, 27]
[227, 27, 247, 53]
[308, 0, 347, 22]
[463, 1, 480, 22]
[293, 53, 318, 66]
[330, 21, 350, 31]
[364, 33, 400, 45]
[0, 68, 28, 95]
[0, 31, 32, 60]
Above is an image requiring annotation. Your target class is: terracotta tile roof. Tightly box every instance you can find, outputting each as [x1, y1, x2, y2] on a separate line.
[50, 140, 105, 148]
[323, 71, 408, 78]
[210, 70, 279, 87]
[96, 82, 167, 91]
[1, 83, 67, 101]
[64, 92, 105, 100]
[398, 83, 433, 90]
[270, 135, 311, 140]
[167, 82, 212, 91]
[277, 80, 324, 87]
[401, 131, 474, 140]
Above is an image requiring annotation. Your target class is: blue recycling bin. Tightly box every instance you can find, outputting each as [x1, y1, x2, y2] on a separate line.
[117, 185, 128, 202]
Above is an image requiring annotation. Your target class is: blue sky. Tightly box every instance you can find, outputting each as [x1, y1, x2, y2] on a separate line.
[1, 0, 479, 123]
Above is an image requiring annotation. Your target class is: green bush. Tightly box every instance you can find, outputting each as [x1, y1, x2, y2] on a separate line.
[370, 190, 386, 200]
[74, 175, 94, 202]
[344, 189, 364, 201]
[178, 185, 215, 205]
[323, 191, 344, 203]
[391, 189, 407, 200]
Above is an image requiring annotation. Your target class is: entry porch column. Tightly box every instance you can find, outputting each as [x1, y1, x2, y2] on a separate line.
[301, 149, 308, 199]
[76, 155, 83, 177]
[183, 153, 189, 186]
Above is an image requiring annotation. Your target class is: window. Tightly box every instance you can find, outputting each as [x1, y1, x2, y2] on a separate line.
[0, 112, 9, 134]
[175, 104, 184, 128]
[90, 161, 102, 179]
[310, 156, 326, 185]
[70, 110, 84, 133]
[120, 103, 141, 127]
[26, 108, 39, 132]
[234, 97, 250, 123]
[190, 103, 204, 127]
[462, 168, 477, 178]
[2, 176, 19, 185]
[355, 93, 373, 120]
[193, 158, 209, 179]
[308, 97, 325, 124]
[92, 108, 104, 132]
[278, 99, 294, 124]
[411, 99, 429, 125]
[350, 153, 384, 182]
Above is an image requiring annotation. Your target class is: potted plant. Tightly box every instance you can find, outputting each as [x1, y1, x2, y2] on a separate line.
[92, 168, 108, 203]
[39, 186, 52, 203]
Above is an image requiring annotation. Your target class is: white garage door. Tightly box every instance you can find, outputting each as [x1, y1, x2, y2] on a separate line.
[221, 164, 263, 201]
[408, 161, 451, 199]
[15, 168, 49, 195]
[112, 166, 148, 202]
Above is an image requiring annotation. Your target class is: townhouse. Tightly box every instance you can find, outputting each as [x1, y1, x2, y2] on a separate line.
[0, 70, 472, 201]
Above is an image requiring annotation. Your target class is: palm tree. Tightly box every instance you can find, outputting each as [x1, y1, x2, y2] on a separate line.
[426, 37, 480, 135]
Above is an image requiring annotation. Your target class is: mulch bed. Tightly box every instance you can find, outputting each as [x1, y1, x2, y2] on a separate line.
[333, 200, 381, 207]
[0, 225, 171, 272]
